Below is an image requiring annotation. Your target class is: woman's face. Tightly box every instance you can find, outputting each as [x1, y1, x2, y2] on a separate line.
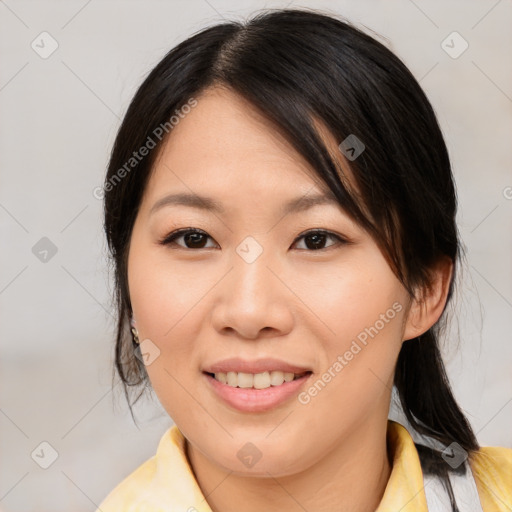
[128, 86, 413, 476]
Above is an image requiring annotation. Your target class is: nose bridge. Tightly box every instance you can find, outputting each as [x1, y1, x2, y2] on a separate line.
[211, 234, 292, 337]
[229, 235, 275, 304]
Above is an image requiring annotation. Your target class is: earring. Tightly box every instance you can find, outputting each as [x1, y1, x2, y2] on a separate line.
[130, 317, 140, 344]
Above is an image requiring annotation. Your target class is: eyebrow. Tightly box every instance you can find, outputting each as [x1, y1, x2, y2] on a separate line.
[149, 192, 340, 216]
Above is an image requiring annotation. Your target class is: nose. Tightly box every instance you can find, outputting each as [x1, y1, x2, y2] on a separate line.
[211, 246, 294, 340]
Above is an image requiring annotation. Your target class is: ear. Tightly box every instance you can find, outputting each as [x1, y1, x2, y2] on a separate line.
[402, 256, 453, 342]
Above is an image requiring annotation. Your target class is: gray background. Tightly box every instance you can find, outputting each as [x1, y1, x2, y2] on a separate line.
[1, 0, 511, 510]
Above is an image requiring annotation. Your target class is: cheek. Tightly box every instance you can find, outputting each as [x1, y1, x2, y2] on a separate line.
[296, 260, 406, 410]
[127, 247, 204, 424]
[293, 255, 403, 346]
[127, 239, 204, 342]
[127, 237, 214, 404]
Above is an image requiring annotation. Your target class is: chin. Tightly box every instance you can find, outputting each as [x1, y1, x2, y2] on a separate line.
[202, 436, 310, 478]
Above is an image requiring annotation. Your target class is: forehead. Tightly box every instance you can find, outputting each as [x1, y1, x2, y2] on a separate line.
[143, 86, 339, 209]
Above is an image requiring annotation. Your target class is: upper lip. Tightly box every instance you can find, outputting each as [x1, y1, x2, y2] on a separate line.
[203, 358, 312, 375]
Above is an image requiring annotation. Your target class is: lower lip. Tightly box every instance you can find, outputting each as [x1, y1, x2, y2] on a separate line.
[204, 372, 312, 413]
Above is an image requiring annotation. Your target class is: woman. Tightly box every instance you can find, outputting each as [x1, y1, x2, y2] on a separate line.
[97, 8, 511, 512]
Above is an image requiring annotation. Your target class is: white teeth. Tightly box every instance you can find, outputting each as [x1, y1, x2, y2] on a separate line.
[216, 372, 227, 384]
[213, 370, 302, 388]
[270, 371, 285, 386]
[253, 371, 270, 389]
[226, 371, 237, 387]
[237, 372, 253, 388]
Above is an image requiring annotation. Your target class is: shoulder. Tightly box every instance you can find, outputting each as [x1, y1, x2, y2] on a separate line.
[470, 444, 512, 511]
[95, 426, 178, 512]
[95, 453, 159, 512]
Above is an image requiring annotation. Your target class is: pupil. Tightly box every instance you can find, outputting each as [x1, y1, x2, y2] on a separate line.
[186, 232, 206, 248]
[306, 233, 325, 250]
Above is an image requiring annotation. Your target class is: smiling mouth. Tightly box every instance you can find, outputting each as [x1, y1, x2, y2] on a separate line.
[204, 370, 312, 389]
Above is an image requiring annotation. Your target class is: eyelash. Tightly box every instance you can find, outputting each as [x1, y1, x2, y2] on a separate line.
[158, 228, 349, 252]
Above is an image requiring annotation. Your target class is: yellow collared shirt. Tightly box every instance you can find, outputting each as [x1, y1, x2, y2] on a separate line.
[96, 420, 512, 511]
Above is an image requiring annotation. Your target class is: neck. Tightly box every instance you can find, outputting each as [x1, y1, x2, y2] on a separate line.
[186, 417, 392, 512]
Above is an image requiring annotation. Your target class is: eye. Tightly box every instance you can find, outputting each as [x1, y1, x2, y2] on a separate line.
[159, 228, 217, 249]
[159, 228, 348, 251]
[292, 229, 347, 251]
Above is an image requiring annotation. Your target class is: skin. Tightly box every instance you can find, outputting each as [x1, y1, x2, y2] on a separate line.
[127, 86, 453, 512]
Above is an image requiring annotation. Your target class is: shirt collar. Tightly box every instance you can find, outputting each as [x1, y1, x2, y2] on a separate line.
[150, 420, 428, 511]
[376, 420, 428, 511]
